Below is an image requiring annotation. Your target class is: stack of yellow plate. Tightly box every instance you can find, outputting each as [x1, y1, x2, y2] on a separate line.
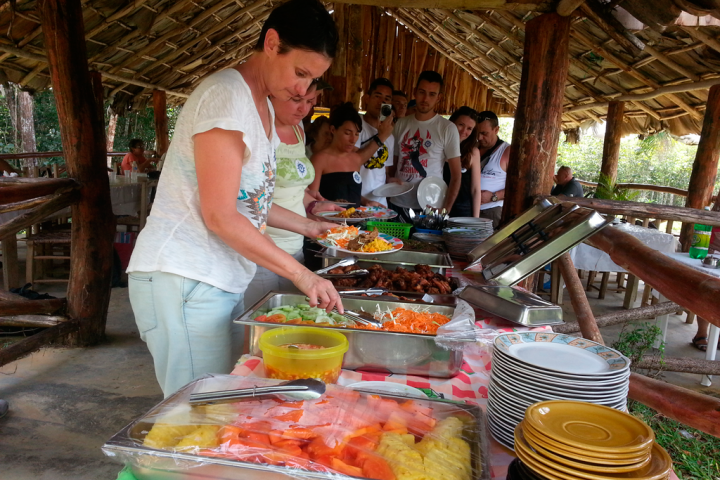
[513, 401, 673, 480]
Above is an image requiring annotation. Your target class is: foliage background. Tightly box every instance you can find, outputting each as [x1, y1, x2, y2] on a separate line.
[498, 118, 720, 207]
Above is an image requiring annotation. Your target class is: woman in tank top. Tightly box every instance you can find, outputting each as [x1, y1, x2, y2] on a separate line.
[309, 103, 366, 207]
[443, 106, 482, 217]
[244, 82, 341, 307]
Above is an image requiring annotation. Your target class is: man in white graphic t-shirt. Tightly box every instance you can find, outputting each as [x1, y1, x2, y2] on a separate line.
[355, 77, 397, 206]
[477, 111, 510, 229]
[388, 71, 461, 214]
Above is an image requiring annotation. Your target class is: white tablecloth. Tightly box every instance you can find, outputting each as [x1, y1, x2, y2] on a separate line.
[570, 223, 680, 272]
[663, 252, 720, 279]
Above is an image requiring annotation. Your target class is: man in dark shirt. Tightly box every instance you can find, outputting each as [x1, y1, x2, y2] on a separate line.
[551, 166, 584, 198]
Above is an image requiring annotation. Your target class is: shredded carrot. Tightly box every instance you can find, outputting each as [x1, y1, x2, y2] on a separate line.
[353, 308, 451, 335]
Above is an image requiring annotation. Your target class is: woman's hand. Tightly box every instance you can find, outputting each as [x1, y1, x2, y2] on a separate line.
[302, 220, 338, 238]
[306, 188, 326, 202]
[311, 202, 344, 215]
[292, 269, 344, 313]
[362, 200, 384, 208]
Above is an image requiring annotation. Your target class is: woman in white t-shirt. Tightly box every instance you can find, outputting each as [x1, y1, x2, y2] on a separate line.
[126, 0, 342, 397]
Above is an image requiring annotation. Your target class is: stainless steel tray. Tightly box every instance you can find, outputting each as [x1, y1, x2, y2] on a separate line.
[468, 204, 612, 285]
[235, 292, 463, 378]
[467, 198, 554, 264]
[103, 376, 490, 480]
[459, 285, 564, 326]
[321, 248, 454, 274]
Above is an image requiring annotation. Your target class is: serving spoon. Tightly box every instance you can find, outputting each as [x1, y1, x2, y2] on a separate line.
[189, 379, 326, 406]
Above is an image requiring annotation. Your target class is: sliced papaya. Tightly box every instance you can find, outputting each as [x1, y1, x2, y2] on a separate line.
[332, 457, 364, 477]
[360, 453, 396, 480]
[273, 409, 304, 423]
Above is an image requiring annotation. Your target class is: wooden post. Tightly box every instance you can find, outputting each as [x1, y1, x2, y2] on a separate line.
[600, 101, 624, 185]
[680, 84, 720, 250]
[2, 235, 19, 290]
[39, 0, 116, 346]
[346, 5, 363, 110]
[153, 90, 169, 156]
[557, 253, 604, 345]
[501, 13, 571, 225]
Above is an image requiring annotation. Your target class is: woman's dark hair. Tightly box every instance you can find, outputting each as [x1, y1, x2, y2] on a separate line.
[255, 0, 338, 58]
[129, 138, 144, 149]
[329, 102, 362, 133]
[306, 115, 329, 145]
[449, 106, 479, 170]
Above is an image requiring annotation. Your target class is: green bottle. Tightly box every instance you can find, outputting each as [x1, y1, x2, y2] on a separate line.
[689, 208, 712, 259]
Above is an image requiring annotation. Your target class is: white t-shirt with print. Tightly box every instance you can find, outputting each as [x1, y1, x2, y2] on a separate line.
[355, 116, 394, 206]
[127, 68, 277, 294]
[392, 114, 461, 209]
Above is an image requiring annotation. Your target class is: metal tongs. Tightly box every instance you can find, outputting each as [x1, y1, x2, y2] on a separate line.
[314, 256, 369, 279]
[338, 288, 388, 296]
[314, 256, 358, 275]
[189, 379, 326, 406]
[332, 307, 383, 327]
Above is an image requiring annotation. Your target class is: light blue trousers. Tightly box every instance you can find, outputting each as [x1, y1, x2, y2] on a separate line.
[128, 271, 245, 397]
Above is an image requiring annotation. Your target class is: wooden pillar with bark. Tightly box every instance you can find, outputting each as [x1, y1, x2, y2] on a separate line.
[153, 90, 169, 156]
[601, 101, 625, 185]
[680, 84, 720, 250]
[39, 0, 115, 346]
[346, 5, 363, 109]
[501, 13, 571, 224]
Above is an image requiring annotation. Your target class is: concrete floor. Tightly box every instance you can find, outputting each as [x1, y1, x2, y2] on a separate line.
[0, 264, 718, 479]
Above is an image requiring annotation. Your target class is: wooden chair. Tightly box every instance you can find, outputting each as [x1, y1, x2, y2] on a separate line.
[26, 229, 72, 287]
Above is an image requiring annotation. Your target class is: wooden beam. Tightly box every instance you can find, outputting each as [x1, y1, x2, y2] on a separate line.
[580, 1, 644, 57]
[332, 0, 553, 10]
[681, 26, 720, 57]
[628, 373, 720, 438]
[501, 13, 571, 224]
[0, 298, 66, 316]
[553, 301, 681, 334]
[557, 0, 585, 16]
[680, 84, 720, 250]
[547, 196, 720, 226]
[0, 319, 80, 367]
[0, 43, 190, 98]
[575, 180, 688, 197]
[0, 315, 69, 328]
[0, 178, 80, 204]
[635, 356, 720, 376]
[557, 253, 604, 344]
[153, 90, 169, 156]
[39, 0, 116, 347]
[585, 227, 720, 326]
[600, 101, 624, 184]
[564, 77, 720, 115]
[1, 235, 19, 290]
[0, 191, 78, 239]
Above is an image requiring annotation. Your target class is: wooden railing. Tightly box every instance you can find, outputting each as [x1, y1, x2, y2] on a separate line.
[0, 151, 129, 160]
[576, 179, 689, 197]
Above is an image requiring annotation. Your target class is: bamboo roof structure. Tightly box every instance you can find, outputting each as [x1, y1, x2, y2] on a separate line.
[0, 0, 719, 136]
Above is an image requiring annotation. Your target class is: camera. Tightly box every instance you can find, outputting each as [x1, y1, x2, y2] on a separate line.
[379, 103, 393, 121]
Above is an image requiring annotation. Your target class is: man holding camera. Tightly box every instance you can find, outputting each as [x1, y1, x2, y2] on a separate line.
[355, 77, 397, 206]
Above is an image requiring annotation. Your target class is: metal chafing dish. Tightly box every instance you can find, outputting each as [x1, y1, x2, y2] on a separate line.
[103, 376, 490, 480]
[321, 248, 454, 275]
[459, 285, 564, 326]
[235, 292, 463, 377]
[466, 202, 612, 285]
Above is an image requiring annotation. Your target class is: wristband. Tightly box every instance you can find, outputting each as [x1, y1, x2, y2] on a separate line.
[306, 200, 319, 216]
[372, 135, 383, 147]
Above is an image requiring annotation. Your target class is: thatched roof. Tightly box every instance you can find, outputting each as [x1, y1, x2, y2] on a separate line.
[0, 0, 719, 136]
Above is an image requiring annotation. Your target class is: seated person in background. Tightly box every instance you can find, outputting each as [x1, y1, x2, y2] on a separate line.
[391, 90, 408, 119]
[309, 103, 366, 207]
[551, 166, 584, 198]
[305, 115, 332, 159]
[121, 139, 153, 173]
[477, 110, 510, 229]
[405, 99, 416, 118]
[443, 106, 482, 218]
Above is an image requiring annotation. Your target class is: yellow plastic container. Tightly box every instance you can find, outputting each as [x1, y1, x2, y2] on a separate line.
[258, 327, 349, 384]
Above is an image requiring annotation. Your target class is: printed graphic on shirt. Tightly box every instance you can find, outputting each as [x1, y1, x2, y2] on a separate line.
[239, 155, 276, 233]
[364, 144, 389, 170]
[399, 129, 430, 180]
[353, 171, 362, 184]
[295, 159, 308, 178]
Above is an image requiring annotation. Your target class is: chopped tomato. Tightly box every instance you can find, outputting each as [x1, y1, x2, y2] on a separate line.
[266, 314, 287, 323]
[253, 315, 267, 322]
[287, 318, 303, 324]
[332, 458, 364, 477]
[273, 410, 304, 422]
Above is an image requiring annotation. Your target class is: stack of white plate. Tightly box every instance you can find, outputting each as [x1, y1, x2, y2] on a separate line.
[446, 217, 494, 229]
[487, 332, 631, 450]
[442, 227, 493, 259]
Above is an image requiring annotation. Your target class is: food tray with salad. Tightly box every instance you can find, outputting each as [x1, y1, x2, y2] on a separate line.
[316, 226, 403, 255]
[103, 374, 489, 480]
[235, 292, 464, 377]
